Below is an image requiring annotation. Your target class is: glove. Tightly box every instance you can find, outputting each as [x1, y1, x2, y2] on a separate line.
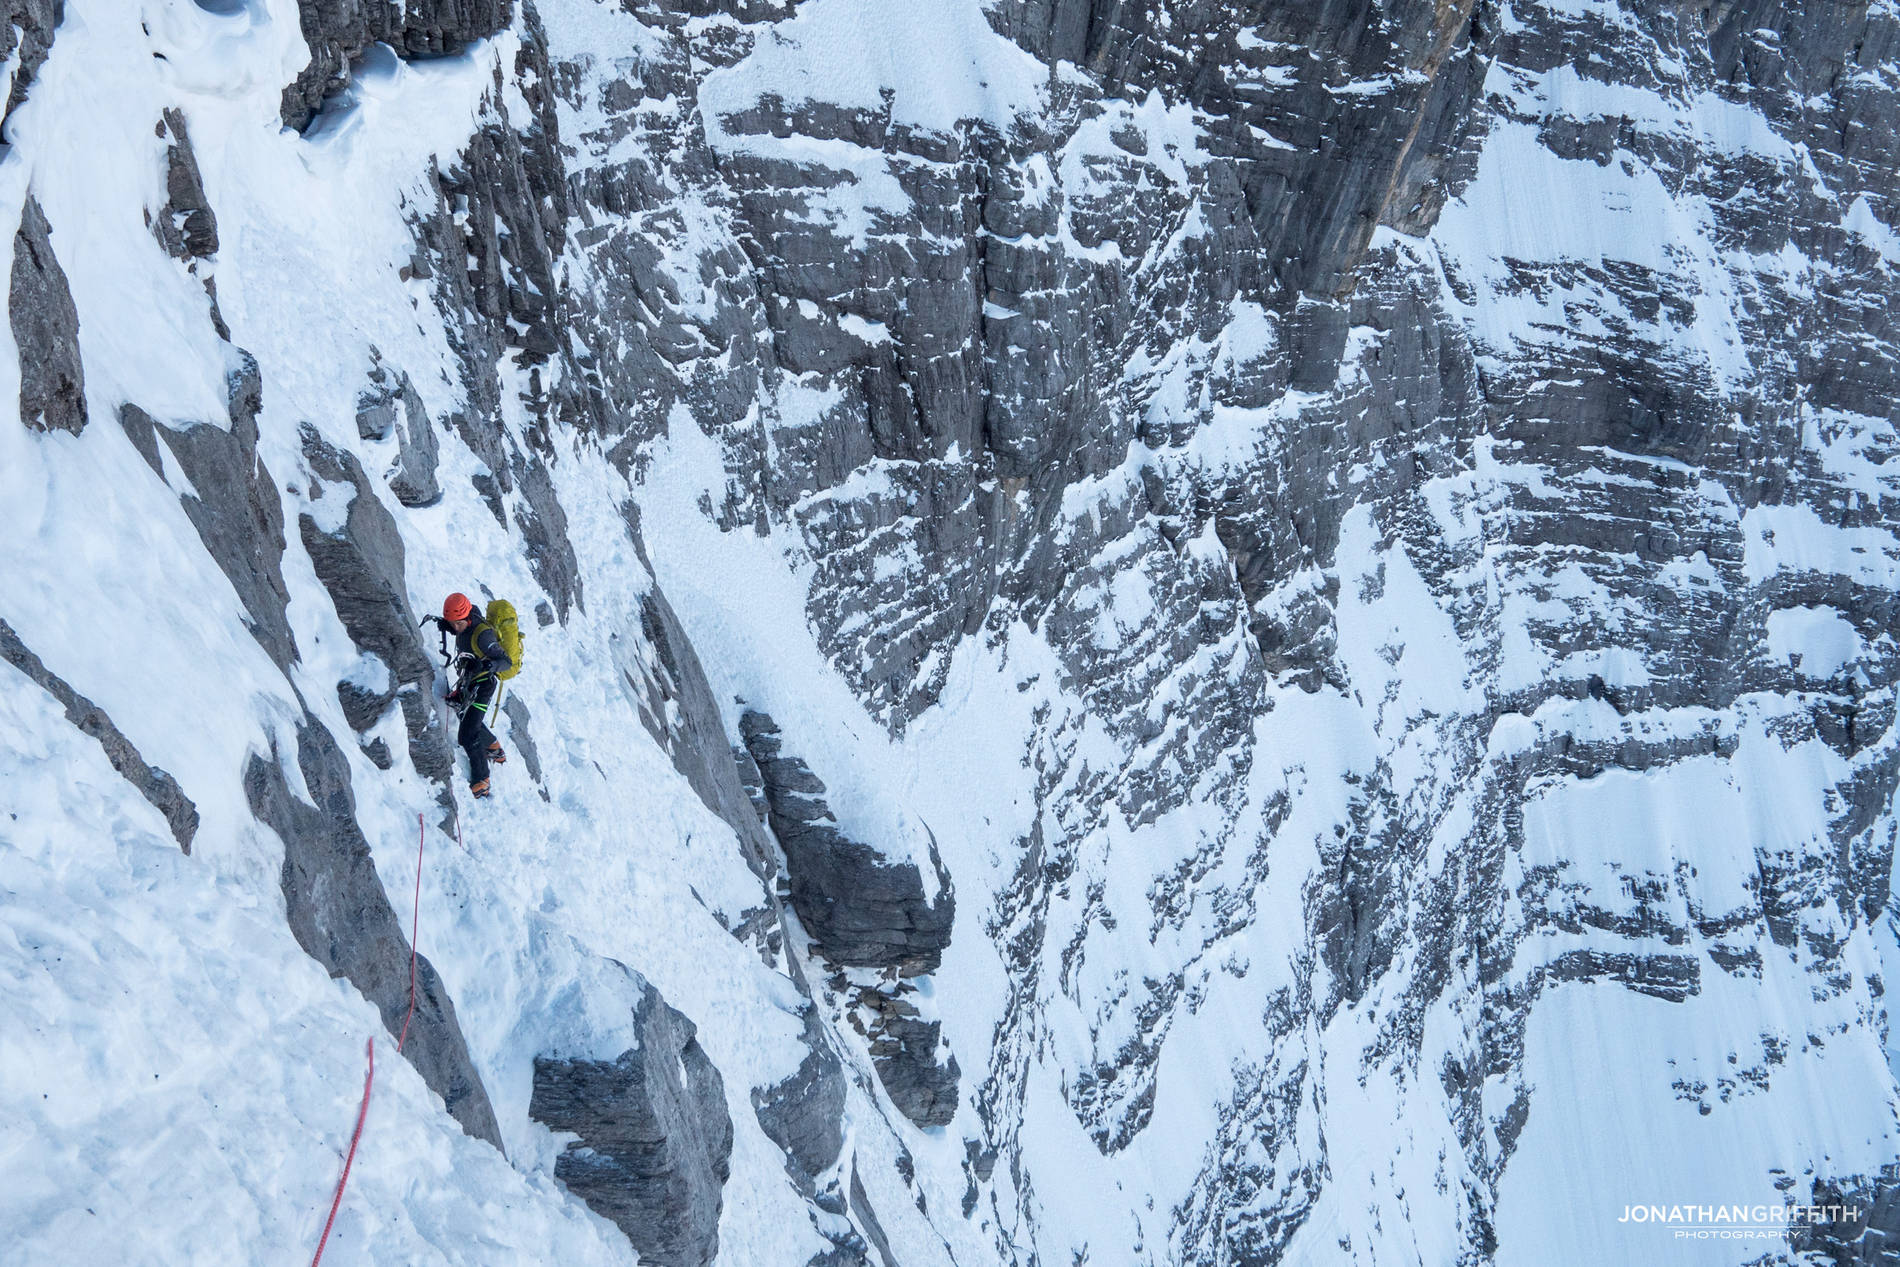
[447, 686, 465, 708]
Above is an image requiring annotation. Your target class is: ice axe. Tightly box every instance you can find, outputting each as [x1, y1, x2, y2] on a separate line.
[419, 613, 453, 671]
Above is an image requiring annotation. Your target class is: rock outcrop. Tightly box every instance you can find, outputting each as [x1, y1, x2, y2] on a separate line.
[752, 1008, 847, 1186]
[532, 0, 1900, 1257]
[399, 9, 584, 621]
[633, 589, 777, 879]
[11, 194, 84, 435]
[298, 425, 457, 814]
[739, 711, 953, 971]
[0, 618, 199, 851]
[738, 711, 959, 1126]
[354, 357, 442, 509]
[531, 976, 734, 1267]
[1, 0, 63, 131]
[154, 108, 217, 262]
[246, 714, 502, 1148]
[848, 985, 960, 1130]
[281, 0, 516, 131]
[120, 356, 299, 673]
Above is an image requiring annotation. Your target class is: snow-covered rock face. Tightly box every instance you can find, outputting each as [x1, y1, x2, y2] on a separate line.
[3, 1, 1898, 1265]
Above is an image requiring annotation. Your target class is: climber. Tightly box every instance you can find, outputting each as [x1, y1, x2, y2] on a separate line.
[436, 591, 512, 798]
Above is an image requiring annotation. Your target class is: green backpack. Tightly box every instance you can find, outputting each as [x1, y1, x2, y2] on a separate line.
[480, 599, 524, 681]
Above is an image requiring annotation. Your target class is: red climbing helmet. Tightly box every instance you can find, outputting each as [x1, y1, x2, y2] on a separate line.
[442, 592, 473, 622]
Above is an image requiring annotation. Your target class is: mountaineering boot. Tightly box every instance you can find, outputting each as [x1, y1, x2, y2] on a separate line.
[488, 741, 507, 765]
[470, 779, 491, 799]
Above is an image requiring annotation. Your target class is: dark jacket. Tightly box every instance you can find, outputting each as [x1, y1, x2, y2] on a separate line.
[455, 620, 512, 681]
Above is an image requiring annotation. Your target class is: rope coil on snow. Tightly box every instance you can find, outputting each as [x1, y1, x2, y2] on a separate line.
[309, 812, 430, 1266]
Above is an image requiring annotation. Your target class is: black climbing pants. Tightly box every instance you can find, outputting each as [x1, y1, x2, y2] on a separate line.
[457, 674, 502, 785]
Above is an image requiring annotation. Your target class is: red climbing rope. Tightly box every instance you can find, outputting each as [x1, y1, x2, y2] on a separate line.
[310, 813, 429, 1265]
[397, 812, 425, 1053]
[309, 1038, 373, 1267]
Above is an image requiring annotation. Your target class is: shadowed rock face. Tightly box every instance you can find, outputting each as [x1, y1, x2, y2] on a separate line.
[281, 0, 516, 130]
[121, 356, 300, 674]
[739, 711, 953, 971]
[634, 588, 777, 879]
[354, 359, 442, 508]
[155, 108, 217, 261]
[1, 0, 63, 129]
[986, 0, 1491, 295]
[245, 714, 502, 1149]
[864, 1009, 960, 1130]
[511, 0, 1900, 1257]
[1788, 1163, 1900, 1265]
[531, 978, 734, 1267]
[497, 692, 543, 786]
[752, 1008, 847, 1185]
[298, 425, 458, 817]
[736, 711, 960, 1125]
[397, 9, 585, 622]
[11, 195, 85, 435]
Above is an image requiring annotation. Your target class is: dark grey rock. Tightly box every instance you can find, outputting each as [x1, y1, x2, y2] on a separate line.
[735, 713, 958, 1125]
[803, 1244, 872, 1267]
[281, 0, 515, 131]
[632, 589, 775, 878]
[868, 1012, 960, 1129]
[0, 617, 199, 851]
[498, 692, 542, 785]
[355, 360, 442, 507]
[0, 0, 63, 133]
[847, 1164, 898, 1267]
[297, 430, 420, 690]
[388, 385, 442, 508]
[122, 356, 299, 673]
[1546, 950, 1702, 1004]
[298, 425, 455, 809]
[986, 0, 1489, 297]
[752, 1008, 846, 1184]
[732, 740, 769, 827]
[1787, 1162, 1900, 1266]
[245, 713, 502, 1147]
[336, 678, 389, 733]
[11, 194, 84, 434]
[353, 390, 395, 441]
[513, 447, 583, 620]
[399, 18, 586, 621]
[399, 688, 458, 816]
[739, 711, 953, 971]
[531, 977, 733, 1267]
[155, 108, 217, 260]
